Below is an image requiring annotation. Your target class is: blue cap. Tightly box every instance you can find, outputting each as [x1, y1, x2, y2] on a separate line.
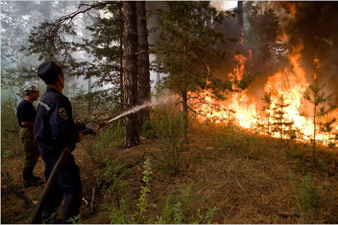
[37, 61, 62, 84]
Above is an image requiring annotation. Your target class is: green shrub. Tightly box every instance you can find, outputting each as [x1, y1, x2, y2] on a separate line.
[151, 109, 185, 175]
[109, 158, 153, 224]
[141, 120, 157, 139]
[110, 197, 131, 224]
[101, 159, 128, 198]
[299, 173, 320, 212]
[134, 158, 152, 223]
[157, 198, 184, 224]
[107, 158, 217, 224]
[216, 125, 259, 159]
[290, 172, 320, 223]
[156, 196, 217, 224]
[81, 121, 124, 167]
[1, 98, 21, 158]
[67, 214, 81, 224]
[193, 207, 218, 224]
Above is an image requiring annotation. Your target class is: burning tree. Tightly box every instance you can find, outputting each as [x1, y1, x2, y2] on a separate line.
[303, 78, 337, 150]
[320, 118, 337, 148]
[153, 2, 255, 143]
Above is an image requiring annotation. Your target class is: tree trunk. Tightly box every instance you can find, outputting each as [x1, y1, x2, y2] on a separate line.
[182, 90, 188, 144]
[237, 1, 244, 30]
[136, 1, 151, 129]
[120, 5, 124, 111]
[237, 1, 244, 44]
[87, 77, 92, 114]
[122, 1, 139, 148]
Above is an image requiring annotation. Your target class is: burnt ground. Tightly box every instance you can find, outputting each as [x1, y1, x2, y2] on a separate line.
[2, 123, 338, 224]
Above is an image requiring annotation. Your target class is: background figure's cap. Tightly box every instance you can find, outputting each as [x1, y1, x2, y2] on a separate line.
[23, 84, 39, 95]
[37, 61, 62, 84]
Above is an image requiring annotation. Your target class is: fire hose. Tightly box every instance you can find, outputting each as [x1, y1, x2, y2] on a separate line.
[28, 102, 152, 223]
[28, 118, 118, 223]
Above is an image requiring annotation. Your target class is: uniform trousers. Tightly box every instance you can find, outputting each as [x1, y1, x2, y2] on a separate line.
[41, 152, 83, 223]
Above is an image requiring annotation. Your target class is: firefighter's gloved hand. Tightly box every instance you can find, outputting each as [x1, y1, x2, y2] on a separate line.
[86, 123, 100, 135]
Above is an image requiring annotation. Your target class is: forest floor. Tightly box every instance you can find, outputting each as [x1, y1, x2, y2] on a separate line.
[2, 123, 338, 224]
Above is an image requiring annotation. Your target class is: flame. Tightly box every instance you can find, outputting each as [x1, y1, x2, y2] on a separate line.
[313, 56, 320, 80]
[288, 3, 297, 16]
[233, 54, 247, 80]
[192, 44, 338, 146]
[278, 31, 289, 43]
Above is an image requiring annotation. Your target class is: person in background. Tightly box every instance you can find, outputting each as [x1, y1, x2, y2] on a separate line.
[16, 84, 44, 187]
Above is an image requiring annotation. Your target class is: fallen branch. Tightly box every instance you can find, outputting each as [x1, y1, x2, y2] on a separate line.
[235, 176, 247, 193]
[90, 177, 102, 214]
[1, 171, 34, 207]
[90, 186, 96, 214]
[278, 211, 297, 218]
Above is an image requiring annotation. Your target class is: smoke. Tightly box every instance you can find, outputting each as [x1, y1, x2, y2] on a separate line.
[145, 2, 338, 103]
[275, 2, 338, 97]
[239, 2, 338, 102]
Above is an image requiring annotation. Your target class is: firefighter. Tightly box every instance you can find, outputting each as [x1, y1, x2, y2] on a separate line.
[34, 60, 84, 222]
[16, 84, 44, 187]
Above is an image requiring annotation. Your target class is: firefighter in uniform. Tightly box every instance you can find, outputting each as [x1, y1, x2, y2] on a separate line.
[17, 84, 44, 187]
[34, 61, 84, 222]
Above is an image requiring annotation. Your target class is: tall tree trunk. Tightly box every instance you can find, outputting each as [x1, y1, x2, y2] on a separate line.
[156, 72, 161, 86]
[136, 1, 151, 129]
[122, 1, 139, 148]
[120, 5, 124, 111]
[87, 77, 92, 114]
[237, 1, 244, 45]
[237, 1, 244, 30]
[182, 90, 188, 144]
[182, 45, 189, 144]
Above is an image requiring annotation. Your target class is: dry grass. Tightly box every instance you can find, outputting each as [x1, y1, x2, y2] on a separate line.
[2, 121, 338, 224]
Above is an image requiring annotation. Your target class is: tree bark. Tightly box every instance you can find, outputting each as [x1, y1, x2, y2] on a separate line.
[136, 1, 151, 129]
[237, 1, 244, 45]
[182, 89, 188, 144]
[122, 1, 139, 148]
[237, 1, 244, 30]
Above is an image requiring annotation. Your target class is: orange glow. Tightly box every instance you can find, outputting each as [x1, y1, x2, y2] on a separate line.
[288, 3, 297, 16]
[192, 44, 338, 146]
[278, 31, 289, 43]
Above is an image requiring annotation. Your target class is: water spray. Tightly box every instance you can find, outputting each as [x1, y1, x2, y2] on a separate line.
[87, 95, 173, 134]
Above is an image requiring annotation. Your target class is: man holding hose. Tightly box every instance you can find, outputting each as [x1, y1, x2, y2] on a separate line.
[34, 60, 85, 222]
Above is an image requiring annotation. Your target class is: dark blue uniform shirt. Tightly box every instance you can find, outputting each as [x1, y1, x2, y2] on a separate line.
[34, 87, 79, 164]
[17, 99, 36, 127]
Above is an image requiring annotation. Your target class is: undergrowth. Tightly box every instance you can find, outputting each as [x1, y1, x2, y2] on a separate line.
[101, 159, 129, 206]
[81, 121, 124, 167]
[1, 98, 22, 159]
[108, 158, 217, 224]
[150, 108, 185, 175]
[216, 124, 259, 159]
[290, 172, 320, 223]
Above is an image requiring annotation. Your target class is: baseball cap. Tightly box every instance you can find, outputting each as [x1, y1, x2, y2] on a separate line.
[37, 61, 63, 84]
[23, 84, 39, 95]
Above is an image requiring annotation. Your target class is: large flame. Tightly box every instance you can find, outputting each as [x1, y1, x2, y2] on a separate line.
[193, 43, 338, 146]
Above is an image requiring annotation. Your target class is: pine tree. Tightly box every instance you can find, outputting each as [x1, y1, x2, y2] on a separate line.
[304, 78, 337, 150]
[136, 1, 151, 129]
[153, 2, 255, 143]
[122, 1, 140, 148]
[261, 92, 273, 135]
[272, 95, 294, 140]
[320, 118, 337, 148]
